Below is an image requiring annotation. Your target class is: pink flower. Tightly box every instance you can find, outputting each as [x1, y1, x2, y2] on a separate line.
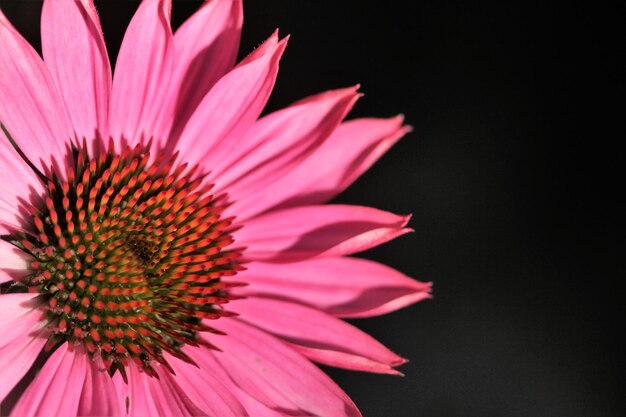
[0, 1, 431, 416]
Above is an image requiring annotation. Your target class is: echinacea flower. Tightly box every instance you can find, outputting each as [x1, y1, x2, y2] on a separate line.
[0, 0, 431, 416]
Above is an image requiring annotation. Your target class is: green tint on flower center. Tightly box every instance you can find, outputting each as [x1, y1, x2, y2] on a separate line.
[13, 144, 242, 378]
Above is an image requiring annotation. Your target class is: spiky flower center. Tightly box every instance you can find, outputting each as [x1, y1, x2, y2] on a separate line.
[12, 145, 241, 377]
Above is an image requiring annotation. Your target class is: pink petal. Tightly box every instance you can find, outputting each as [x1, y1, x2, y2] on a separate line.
[233, 389, 289, 417]
[145, 371, 205, 416]
[168, 0, 243, 139]
[238, 257, 432, 318]
[77, 355, 122, 417]
[0, 241, 33, 283]
[175, 348, 281, 416]
[114, 361, 159, 417]
[231, 296, 406, 374]
[0, 9, 70, 175]
[165, 352, 248, 416]
[41, 0, 112, 153]
[213, 86, 361, 215]
[0, 293, 47, 403]
[109, 0, 174, 148]
[0, 139, 45, 233]
[116, 361, 219, 417]
[0, 293, 44, 350]
[9, 343, 89, 417]
[238, 116, 411, 217]
[173, 31, 287, 167]
[236, 204, 412, 262]
[194, 318, 362, 417]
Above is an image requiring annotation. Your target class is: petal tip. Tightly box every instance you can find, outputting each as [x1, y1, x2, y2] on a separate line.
[401, 123, 414, 134]
[279, 33, 291, 48]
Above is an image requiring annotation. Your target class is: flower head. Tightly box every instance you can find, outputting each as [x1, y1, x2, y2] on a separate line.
[0, 1, 431, 416]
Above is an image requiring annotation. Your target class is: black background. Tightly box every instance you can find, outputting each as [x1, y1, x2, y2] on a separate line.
[1, 1, 621, 416]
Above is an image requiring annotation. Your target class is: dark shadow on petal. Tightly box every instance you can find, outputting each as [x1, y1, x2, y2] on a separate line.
[247, 221, 407, 263]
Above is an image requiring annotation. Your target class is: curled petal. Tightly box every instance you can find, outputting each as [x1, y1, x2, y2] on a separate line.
[236, 205, 412, 262]
[231, 296, 407, 374]
[214, 86, 361, 217]
[174, 31, 288, 166]
[237, 116, 411, 217]
[168, 0, 243, 139]
[238, 256, 431, 318]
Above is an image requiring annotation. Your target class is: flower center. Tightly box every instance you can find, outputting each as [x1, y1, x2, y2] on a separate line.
[11, 144, 241, 378]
